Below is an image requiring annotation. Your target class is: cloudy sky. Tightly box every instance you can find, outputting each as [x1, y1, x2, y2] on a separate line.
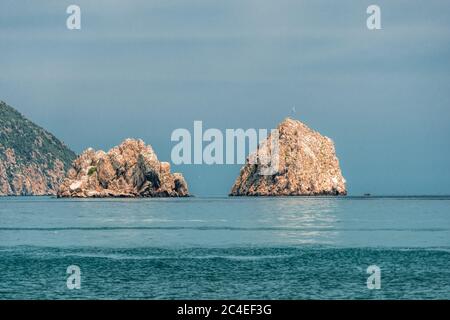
[1, 0, 449, 196]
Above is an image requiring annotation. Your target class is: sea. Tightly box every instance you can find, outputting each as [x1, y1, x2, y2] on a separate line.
[0, 196, 449, 299]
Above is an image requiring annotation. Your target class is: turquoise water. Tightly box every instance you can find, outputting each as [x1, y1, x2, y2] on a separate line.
[0, 196, 449, 299]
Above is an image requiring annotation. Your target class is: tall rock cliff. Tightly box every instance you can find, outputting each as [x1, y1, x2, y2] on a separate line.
[58, 139, 189, 198]
[0, 101, 76, 196]
[230, 118, 347, 196]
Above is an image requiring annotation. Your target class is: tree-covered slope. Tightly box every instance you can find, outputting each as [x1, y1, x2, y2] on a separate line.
[0, 100, 76, 195]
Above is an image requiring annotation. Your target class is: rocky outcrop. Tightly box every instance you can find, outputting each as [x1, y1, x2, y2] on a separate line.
[230, 117, 347, 196]
[57, 139, 189, 198]
[0, 101, 76, 196]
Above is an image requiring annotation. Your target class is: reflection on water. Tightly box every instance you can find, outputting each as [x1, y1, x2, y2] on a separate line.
[0, 196, 449, 248]
[264, 197, 339, 245]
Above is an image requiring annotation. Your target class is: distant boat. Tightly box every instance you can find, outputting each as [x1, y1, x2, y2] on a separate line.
[364, 193, 372, 197]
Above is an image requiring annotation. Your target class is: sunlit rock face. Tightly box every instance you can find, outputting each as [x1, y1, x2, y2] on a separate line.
[58, 139, 189, 198]
[230, 118, 347, 196]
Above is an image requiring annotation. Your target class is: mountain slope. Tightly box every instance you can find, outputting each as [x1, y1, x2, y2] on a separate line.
[0, 100, 76, 195]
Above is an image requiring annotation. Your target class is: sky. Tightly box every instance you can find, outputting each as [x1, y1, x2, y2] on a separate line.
[1, 0, 449, 196]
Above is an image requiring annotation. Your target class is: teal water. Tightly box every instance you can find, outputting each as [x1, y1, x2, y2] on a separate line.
[0, 196, 449, 299]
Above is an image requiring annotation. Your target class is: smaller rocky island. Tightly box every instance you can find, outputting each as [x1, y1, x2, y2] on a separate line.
[230, 117, 347, 196]
[58, 139, 189, 198]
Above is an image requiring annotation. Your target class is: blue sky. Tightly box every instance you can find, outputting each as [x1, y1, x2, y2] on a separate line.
[1, 0, 449, 196]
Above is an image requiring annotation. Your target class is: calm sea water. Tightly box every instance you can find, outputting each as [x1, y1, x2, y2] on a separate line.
[0, 196, 449, 299]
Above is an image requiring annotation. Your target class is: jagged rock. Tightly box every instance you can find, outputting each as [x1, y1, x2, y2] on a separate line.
[0, 101, 76, 196]
[230, 117, 347, 196]
[57, 139, 190, 198]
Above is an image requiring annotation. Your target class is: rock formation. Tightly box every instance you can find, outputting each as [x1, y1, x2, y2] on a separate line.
[230, 117, 347, 196]
[0, 101, 76, 196]
[57, 139, 189, 198]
